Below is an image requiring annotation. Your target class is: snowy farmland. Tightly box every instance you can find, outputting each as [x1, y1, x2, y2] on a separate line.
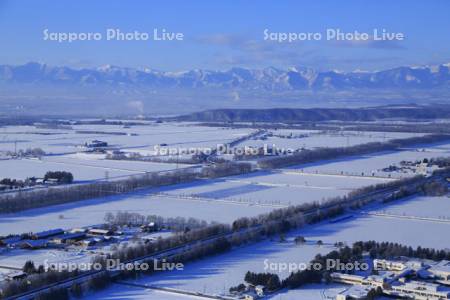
[162, 171, 390, 206]
[86, 192, 450, 300]
[365, 194, 450, 221]
[0, 124, 428, 163]
[237, 129, 425, 151]
[2, 140, 449, 236]
[0, 123, 437, 182]
[0, 122, 252, 180]
[1, 120, 449, 300]
[0, 168, 391, 235]
[0, 248, 93, 271]
[0, 123, 253, 155]
[0, 187, 274, 235]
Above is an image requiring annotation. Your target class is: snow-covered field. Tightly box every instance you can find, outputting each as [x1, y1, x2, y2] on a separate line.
[85, 193, 450, 300]
[0, 123, 252, 155]
[83, 282, 348, 300]
[1, 122, 449, 299]
[286, 141, 450, 178]
[238, 130, 425, 151]
[0, 155, 184, 181]
[83, 284, 206, 300]
[162, 171, 389, 206]
[0, 186, 275, 235]
[0, 248, 93, 270]
[1, 141, 448, 236]
[370, 195, 450, 220]
[0, 168, 391, 235]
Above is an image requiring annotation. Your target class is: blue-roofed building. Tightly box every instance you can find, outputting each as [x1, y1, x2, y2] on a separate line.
[20, 239, 48, 249]
[31, 229, 64, 240]
[0, 236, 22, 247]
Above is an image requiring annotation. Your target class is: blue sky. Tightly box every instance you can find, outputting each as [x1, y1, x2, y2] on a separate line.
[0, 0, 449, 71]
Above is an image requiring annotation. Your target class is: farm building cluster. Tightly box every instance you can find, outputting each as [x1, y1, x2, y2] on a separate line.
[0, 222, 165, 283]
[332, 258, 450, 300]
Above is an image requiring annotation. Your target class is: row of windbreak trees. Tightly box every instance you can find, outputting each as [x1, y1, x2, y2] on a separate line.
[0, 162, 252, 214]
[230, 174, 428, 233]
[258, 134, 450, 169]
[104, 211, 211, 232]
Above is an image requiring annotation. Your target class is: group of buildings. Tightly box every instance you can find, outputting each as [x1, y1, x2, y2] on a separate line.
[382, 159, 441, 176]
[332, 258, 450, 300]
[0, 227, 117, 251]
[0, 222, 165, 285]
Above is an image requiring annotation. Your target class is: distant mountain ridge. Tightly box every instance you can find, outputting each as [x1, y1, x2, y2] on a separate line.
[173, 105, 450, 123]
[1, 62, 450, 90]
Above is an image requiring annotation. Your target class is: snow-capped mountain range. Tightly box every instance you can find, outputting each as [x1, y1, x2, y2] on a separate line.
[1, 62, 450, 90]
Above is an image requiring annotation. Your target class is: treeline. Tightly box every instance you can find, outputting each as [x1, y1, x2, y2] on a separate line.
[0, 162, 252, 213]
[258, 134, 450, 169]
[419, 181, 448, 196]
[428, 156, 450, 168]
[106, 152, 207, 165]
[5, 147, 45, 158]
[104, 211, 210, 232]
[0, 178, 32, 190]
[356, 241, 450, 261]
[0, 170, 74, 191]
[44, 171, 73, 183]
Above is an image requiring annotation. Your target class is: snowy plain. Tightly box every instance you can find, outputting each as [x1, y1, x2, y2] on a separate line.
[86, 193, 450, 300]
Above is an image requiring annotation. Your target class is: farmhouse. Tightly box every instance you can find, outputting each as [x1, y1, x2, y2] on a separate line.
[141, 222, 159, 232]
[85, 140, 108, 148]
